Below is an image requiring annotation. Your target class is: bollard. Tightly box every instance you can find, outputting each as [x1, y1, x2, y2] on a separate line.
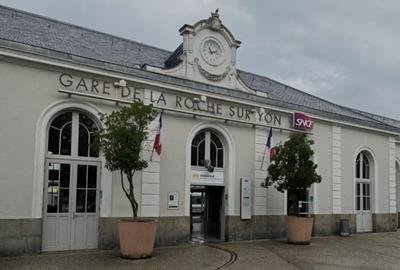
[339, 219, 350, 237]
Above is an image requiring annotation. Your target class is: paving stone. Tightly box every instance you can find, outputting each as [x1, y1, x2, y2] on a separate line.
[1, 232, 400, 269]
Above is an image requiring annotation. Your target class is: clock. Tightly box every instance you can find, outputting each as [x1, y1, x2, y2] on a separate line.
[201, 38, 224, 66]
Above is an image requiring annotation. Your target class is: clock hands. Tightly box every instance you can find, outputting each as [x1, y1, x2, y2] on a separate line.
[208, 45, 218, 54]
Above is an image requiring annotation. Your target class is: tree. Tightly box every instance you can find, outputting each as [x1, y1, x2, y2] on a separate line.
[95, 102, 158, 220]
[263, 133, 322, 216]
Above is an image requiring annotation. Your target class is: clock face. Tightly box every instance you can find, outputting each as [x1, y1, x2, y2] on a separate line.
[201, 39, 224, 66]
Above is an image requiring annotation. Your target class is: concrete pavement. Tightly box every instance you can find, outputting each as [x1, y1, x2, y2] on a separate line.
[1, 231, 400, 269]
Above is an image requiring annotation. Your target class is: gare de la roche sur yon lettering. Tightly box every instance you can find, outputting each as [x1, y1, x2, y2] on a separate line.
[1, 5, 400, 256]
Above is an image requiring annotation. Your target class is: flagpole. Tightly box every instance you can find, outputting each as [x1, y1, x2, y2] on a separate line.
[260, 128, 272, 170]
[260, 143, 268, 170]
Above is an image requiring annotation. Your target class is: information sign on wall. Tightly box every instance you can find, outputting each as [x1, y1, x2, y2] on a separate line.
[168, 192, 179, 209]
[240, 177, 252, 220]
[191, 170, 224, 186]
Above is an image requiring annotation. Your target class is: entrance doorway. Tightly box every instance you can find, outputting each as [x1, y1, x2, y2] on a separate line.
[355, 151, 373, 233]
[42, 111, 101, 251]
[189, 129, 226, 243]
[43, 160, 100, 251]
[190, 185, 224, 243]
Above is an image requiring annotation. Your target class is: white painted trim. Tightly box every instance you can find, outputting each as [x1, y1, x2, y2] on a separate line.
[388, 137, 396, 214]
[352, 146, 378, 214]
[32, 99, 112, 218]
[331, 126, 342, 214]
[185, 121, 236, 216]
[311, 143, 320, 215]
[1, 49, 399, 136]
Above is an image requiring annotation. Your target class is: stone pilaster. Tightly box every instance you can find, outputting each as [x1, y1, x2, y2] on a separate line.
[332, 126, 342, 214]
[253, 127, 268, 215]
[140, 89, 161, 217]
[389, 137, 396, 214]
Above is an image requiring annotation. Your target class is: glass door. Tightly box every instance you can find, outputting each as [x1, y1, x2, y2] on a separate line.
[42, 160, 100, 251]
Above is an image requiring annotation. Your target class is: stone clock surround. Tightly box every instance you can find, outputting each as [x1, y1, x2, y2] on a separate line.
[149, 11, 253, 93]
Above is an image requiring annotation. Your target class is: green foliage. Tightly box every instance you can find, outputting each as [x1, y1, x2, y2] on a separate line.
[264, 133, 322, 200]
[94, 102, 158, 219]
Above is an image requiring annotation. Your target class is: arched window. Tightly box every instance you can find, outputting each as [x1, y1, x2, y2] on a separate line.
[191, 131, 224, 168]
[356, 152, 370, 179]
[355, 151, 372, 214]
[47, 111, 99, 158]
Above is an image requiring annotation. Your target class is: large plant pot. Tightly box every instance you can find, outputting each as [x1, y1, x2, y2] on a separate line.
[118, 219, 157, 259]
[285, 216, 314, 245]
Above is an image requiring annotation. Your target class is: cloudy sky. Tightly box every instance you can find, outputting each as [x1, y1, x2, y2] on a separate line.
[1, 0, 399, 119]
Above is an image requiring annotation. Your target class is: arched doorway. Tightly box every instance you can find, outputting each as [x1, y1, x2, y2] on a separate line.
[355, 151, 374, 233]
[42, 110, 101, 251]
[189, 130, 225, 242]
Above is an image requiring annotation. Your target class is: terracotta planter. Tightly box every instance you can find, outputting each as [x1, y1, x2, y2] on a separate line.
[285, 216, 314, 244]
[118, 219, 157, 259]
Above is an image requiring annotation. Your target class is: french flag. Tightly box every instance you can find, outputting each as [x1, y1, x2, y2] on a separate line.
[153, 112, 163, 155]
[266, 128, 276, 160]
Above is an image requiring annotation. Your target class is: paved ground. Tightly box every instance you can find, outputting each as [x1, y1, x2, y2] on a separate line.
[1, 232, 400, 269]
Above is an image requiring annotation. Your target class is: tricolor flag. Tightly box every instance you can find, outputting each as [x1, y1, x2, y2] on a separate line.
[266, 128, 276, 160]
[260, 128, 276, 169]
[153, 112, 163, 155]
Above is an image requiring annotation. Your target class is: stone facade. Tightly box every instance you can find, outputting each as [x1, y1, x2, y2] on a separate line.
[313, 214, 357, 236]
[372, 213, 397, 232]
[0, 219, 41, 256]
[1, 213, 399, 256]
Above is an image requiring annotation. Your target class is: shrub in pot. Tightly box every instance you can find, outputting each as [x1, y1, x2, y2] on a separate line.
[262, 133, 321, 244]
[95, 102, 158, 258]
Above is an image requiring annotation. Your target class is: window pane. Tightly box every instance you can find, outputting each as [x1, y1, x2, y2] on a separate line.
[60, 123, 72, 155]
[210, 142, 217, 167]
[47, 179, 59, 213]
[49, 168, 59, 182]
[51, 112, 72, 129]
[365, 184, 370, 196]
[192, 132, 205, 147]
[77, 165, 87, 188]
[356, 157, 360, 178]
[60, 164, 70, 188]
[76, 189, 86, 213]
[87, 190, 96, 213]
[363, 183, 367, 196]
[198, 141, 205, 167]
[191, 146, 198, 166]
[48, 127, 60, 155]
[88, 166, 97, 188]
[356, 196, 360, 211]
[89, 132, 99, 157]
[217, 149, 223, 168]
[367, 197, 371, 210]
[79, 113, 97, 132]
[59, 189, 69, 213]
[363, 161, 370, 179]
[356, 183, 360, 196]
[47, 163, 60, 213]
[211, 133, 222, 148]
[78, 124, 89, 157]
[363, 197, 367, 211]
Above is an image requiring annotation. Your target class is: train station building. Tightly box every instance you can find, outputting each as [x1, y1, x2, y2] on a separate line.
[1, 5, 400, 256]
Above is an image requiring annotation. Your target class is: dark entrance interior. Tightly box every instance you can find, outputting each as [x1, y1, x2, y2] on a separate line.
[190, 185, 224, 243]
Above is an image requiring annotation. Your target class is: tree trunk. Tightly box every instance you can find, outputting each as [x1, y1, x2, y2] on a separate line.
[120, 170, 139, 221]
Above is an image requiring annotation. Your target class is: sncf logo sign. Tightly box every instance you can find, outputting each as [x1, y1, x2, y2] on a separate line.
[293, 112, 314, 131]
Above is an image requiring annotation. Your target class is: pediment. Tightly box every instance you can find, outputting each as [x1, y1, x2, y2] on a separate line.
[147, 10, 254, 93]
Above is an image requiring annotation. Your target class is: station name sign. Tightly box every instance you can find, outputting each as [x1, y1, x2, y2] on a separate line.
[58, 73, 284, 127]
